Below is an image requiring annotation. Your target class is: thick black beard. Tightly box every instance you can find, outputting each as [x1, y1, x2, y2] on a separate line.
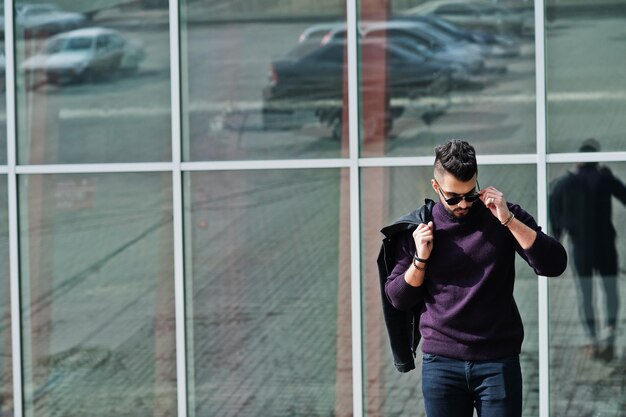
[444, 202, 475, 222]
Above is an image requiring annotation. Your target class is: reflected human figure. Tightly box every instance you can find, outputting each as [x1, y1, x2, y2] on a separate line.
[549, 138, 626, 361]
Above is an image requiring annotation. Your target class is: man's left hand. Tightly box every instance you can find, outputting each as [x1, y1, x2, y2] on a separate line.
[479, 186, 511, 223]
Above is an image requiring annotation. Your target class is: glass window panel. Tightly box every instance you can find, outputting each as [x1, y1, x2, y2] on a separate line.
[180, 1, 349, 161]
[184, 169, 352, 416]
[14, 2, 171, 164]
[19, 173, 176, 417]
[548, 162, 626, 415]
[360, 1, 535, 157]
[1, 18, 5, 164]
[546, 3, 626, 153]
[0, 176, 13, 416]
[362, 164, 538, 416]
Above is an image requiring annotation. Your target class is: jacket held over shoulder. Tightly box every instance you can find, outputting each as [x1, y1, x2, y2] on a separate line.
[376, 199, 434, 373]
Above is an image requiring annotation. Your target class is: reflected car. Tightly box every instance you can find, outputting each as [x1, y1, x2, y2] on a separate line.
[262, 39, 452, 136]
[404, 0, 528, 34]
[21, 28, 146, 85]
[301, 21, 485, 79]
[298, 22, 344, 43]
[0, 3, 86, 37]
[360, 21, 486, 76]
[395, 14, 521, 58]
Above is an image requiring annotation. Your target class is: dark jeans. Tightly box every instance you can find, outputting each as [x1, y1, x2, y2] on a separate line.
[421, 354, 522, 417]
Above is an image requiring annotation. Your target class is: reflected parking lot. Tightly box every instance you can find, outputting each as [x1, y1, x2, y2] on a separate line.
[1, 1, 538, 163]
[260, 13, 530, 146]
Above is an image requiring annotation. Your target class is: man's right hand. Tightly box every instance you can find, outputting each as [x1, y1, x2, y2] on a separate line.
[413, 221, 434, 260]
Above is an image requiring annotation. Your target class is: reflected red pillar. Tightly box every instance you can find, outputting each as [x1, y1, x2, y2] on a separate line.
[360, 0, 390, 157]
[359, 0, 390, 415]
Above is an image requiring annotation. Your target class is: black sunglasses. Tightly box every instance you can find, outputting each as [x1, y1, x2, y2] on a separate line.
[435, 179, 481, 206]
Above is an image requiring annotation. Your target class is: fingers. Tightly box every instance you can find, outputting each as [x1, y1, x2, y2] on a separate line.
[479, 186, 512, 223]
[412, 223, 434, 243]
[479, 186, 506, 208]
[413, 222, 434, 258]
[414, 221, 434, 235]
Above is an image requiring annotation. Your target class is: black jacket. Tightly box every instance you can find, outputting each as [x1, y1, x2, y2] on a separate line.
[376, 199, 434, 373]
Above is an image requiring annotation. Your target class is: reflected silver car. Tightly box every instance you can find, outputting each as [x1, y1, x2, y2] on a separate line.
[21, 27, 146, 85]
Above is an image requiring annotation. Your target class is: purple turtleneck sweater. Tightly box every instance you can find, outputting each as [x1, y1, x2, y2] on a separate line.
[385, 200, 567, 361]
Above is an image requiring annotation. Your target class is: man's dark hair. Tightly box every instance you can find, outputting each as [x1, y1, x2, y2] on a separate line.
[434, 140, 477, 182]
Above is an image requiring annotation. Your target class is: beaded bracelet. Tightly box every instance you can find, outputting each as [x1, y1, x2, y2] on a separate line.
[413, 258, 426, 271]
[413, 255, 428, 271]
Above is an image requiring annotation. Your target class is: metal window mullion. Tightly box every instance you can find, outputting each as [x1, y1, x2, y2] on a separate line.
[182, 159, 350, 171]
[358, 154, 539, 168]
[547, 151, 626, 163]
[5, 0, 24, 414]
[15, 162, 175, 174]
[169, 0, 187, 416]
[346, 0, 363, 414]
[534, 0, 550, 416]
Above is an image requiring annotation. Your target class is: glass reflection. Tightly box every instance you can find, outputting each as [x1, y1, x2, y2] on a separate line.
[548, 157, 626, 415]
[359, 0, 535, 157]
[14, 1, 171, 164]
[1, 11, 5, 164]
[362, 165, 538, 417]
[184, 169, 352, 416]
[0, 177, 13, 416]
[19, 173, 176, 417]
[546, 2, 626, 153]
[181, 0, 348, 161]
